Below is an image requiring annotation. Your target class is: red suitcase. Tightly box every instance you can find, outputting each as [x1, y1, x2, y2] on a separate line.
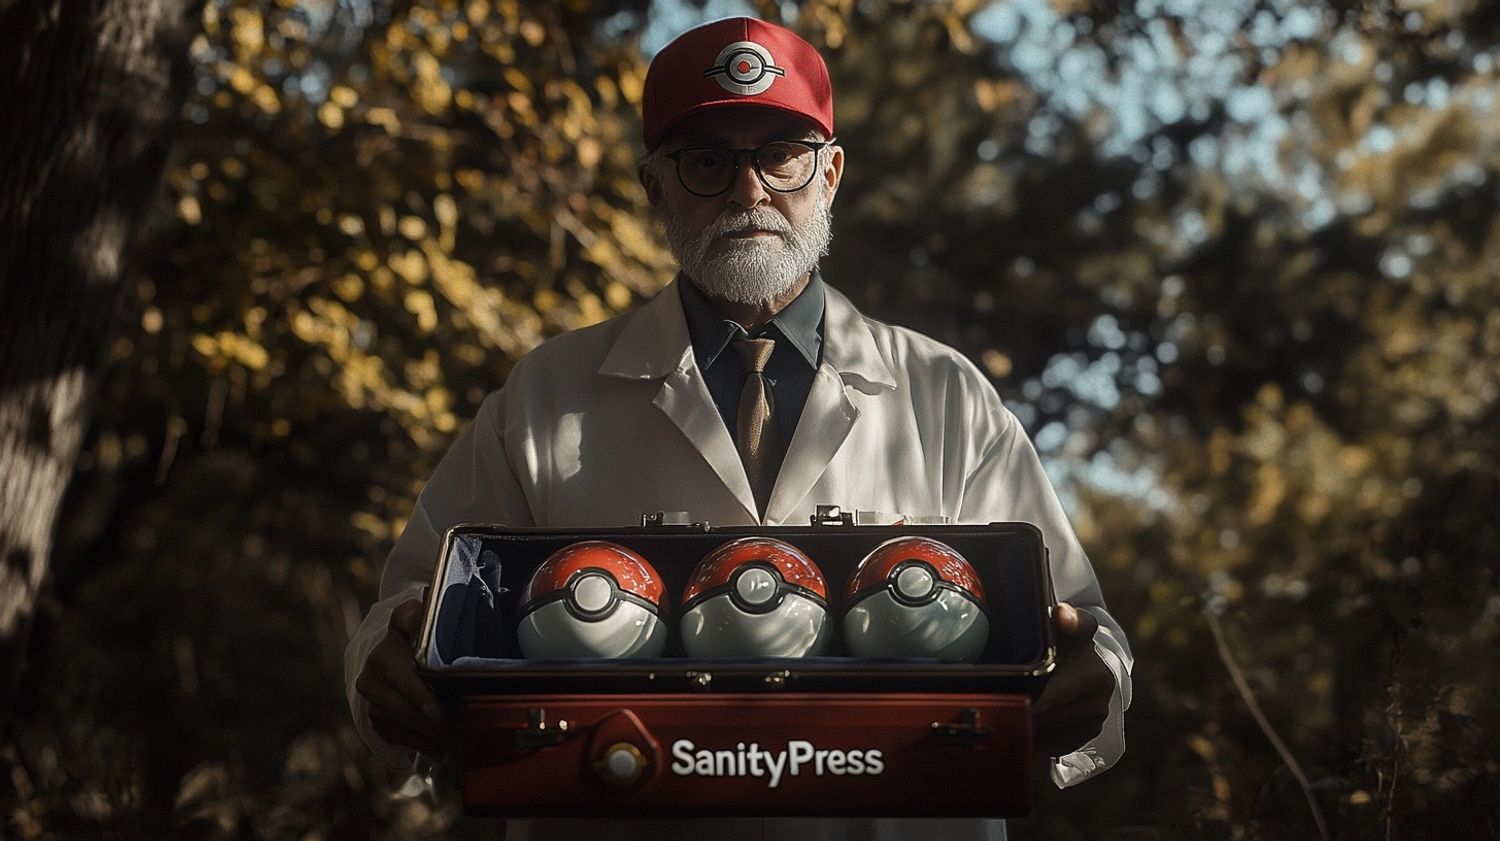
[416, 509, 1057, 817]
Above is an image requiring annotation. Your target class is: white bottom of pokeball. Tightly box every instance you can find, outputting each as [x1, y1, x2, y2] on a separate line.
[843, 590, 989, 662]
[517, 600, 667, 659]
[681, 593, 831, 658]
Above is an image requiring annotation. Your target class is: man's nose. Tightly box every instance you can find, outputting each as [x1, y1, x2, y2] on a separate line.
[726, 155, 771, 209]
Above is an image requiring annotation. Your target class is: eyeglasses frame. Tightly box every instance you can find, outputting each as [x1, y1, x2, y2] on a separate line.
[661, 137, 838, 198]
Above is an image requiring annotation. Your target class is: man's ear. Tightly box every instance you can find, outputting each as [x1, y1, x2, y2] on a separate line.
[638, 159, 664, 208]
[822, 144, 845, 207]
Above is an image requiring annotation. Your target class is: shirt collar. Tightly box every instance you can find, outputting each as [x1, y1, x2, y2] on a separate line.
[678, 269, 825, 370]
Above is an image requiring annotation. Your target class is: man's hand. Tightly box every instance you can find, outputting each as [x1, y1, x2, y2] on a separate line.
[354, 593, 449, 759]
[1034, 601, 1114, 759]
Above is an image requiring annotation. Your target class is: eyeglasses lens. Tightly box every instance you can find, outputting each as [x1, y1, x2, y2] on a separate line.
[677, 142, 817, 195]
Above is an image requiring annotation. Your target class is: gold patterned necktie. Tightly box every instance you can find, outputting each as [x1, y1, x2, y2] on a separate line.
[734, 337, 777, 516]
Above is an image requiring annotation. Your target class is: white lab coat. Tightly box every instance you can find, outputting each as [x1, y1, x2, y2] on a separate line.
[344, 279, 1133, 840]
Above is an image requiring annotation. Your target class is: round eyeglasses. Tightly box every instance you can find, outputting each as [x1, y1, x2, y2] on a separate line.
[663, 138, 836, 198]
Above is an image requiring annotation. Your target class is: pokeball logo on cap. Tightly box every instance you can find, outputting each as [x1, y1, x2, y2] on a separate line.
[704, 40, 786, 95]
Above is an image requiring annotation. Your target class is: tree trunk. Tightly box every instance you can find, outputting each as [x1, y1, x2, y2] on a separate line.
[0, 0, 203, 722]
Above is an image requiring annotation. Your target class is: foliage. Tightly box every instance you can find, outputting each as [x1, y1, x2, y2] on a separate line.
[5, 0, 1498, 839]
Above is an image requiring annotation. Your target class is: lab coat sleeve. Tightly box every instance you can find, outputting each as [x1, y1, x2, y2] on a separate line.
[343, 388, 537, 770]
[956, 400, 1133, 788]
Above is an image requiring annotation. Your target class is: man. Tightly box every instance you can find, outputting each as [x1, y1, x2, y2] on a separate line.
[347, 16, 1132, 840]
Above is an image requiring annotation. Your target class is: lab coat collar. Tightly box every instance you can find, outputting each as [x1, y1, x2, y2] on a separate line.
[820, 283, 898, 391]
[597, 276, 896, 390]
[597, 278, 696, 379]
[598, 274, 898, 524]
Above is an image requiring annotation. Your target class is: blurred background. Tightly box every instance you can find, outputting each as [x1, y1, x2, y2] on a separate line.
[3, 0, 1498, 838]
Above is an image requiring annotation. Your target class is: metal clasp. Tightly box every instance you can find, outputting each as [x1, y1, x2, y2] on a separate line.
[810, 505, 852, 526]
[762, 669, 791, 690]
[641, 511, 710, 529]
[930, 707, 992, 745]
[513, 707, 574, 748]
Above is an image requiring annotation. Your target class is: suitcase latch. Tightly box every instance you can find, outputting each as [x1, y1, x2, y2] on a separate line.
[513, 707, 574, 748]
[810, 505, 853, 526]
[640, 511, 710, 530]
[931, 707, 992, 745]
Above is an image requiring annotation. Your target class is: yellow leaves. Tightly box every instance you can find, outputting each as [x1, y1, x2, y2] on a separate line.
[434, 194, 458, 250]
[317, 102, 344, 130]
[389, 249, 427, 284]
[250, 84, 281, 115]
[228, 67, 256, 95]
[229, 8, 264, 55]
[454, 169, 486, 193]
[617, 64, 645, 107]
[501, 67, 532, 95]
[1246, 464, 1286, 526]
[329, 85, 358, 109]
[518, 19, 545, 47]
[973, 79, 1021, 113]
[350, 511, 390, 541]
[397, 215, 428, 240]
[332, 274, 363, 303]
[404, 290, 438, 333]
[603, 281, 631, 311]
[981, 349, 1013, 378]
[191, 331, 270, 372]
[366, 107, 402, 135]
[465, 0, 490, 26]
[176, 195, 202, 225]
[412, 53, 452, 114]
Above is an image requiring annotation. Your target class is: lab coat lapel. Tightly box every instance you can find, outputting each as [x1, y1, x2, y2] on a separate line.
[599, 280, 759, 521]
[764, 283, 897, 524]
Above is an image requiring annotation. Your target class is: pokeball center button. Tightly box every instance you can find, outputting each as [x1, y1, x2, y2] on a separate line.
[896, 566, 935, 600]
[735, 568, 779, 606]
[572, 574, 613, 613]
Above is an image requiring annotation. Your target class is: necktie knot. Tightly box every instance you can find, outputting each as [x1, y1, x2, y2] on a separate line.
[734, 337, 775, 374]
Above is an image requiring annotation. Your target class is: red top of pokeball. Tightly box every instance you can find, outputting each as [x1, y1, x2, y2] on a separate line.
[520, 541, 666, 609]
[682, 536, 829, 608]
[843, 537, 987, 606]
[642, 17, 835, 151]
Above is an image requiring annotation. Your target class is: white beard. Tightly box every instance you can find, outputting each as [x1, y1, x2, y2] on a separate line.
[661, 183, 833, 306]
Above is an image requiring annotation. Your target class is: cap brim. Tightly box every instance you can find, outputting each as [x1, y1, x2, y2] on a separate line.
[647, 99, 834, 150]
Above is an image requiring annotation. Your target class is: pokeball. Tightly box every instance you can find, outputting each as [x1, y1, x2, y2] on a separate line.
[516, 541, 668, 659]
[680, 537, 831, 658]
[842, 537, 990, 662]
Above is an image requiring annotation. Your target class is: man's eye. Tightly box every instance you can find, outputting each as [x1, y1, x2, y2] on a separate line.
[761, 145, 795, 165]
[689, 150, 729, 169]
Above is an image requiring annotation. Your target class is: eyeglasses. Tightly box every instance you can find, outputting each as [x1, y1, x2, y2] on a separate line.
[663, 138, 836, 197]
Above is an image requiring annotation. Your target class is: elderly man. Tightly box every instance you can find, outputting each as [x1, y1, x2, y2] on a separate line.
[347, 16, 1132, 841]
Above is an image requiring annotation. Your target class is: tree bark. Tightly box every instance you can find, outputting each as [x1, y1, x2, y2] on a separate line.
[0, 0, 203, 722]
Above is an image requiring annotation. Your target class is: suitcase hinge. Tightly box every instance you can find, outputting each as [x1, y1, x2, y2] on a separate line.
[930, 707, 993, 745]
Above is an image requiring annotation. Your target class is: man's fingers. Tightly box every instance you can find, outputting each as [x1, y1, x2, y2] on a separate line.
[363, 665, 446, 742]
[389, 597, 426, 639]
[1036, 717, 1105, 759]
[1055, 602, 1100, 639]
[372, 716, 448, 759]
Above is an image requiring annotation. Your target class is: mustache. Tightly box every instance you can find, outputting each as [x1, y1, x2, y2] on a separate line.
[703, 208, 793, 240]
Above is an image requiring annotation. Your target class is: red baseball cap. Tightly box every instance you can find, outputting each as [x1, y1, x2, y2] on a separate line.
[642, 17, 834, 151]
